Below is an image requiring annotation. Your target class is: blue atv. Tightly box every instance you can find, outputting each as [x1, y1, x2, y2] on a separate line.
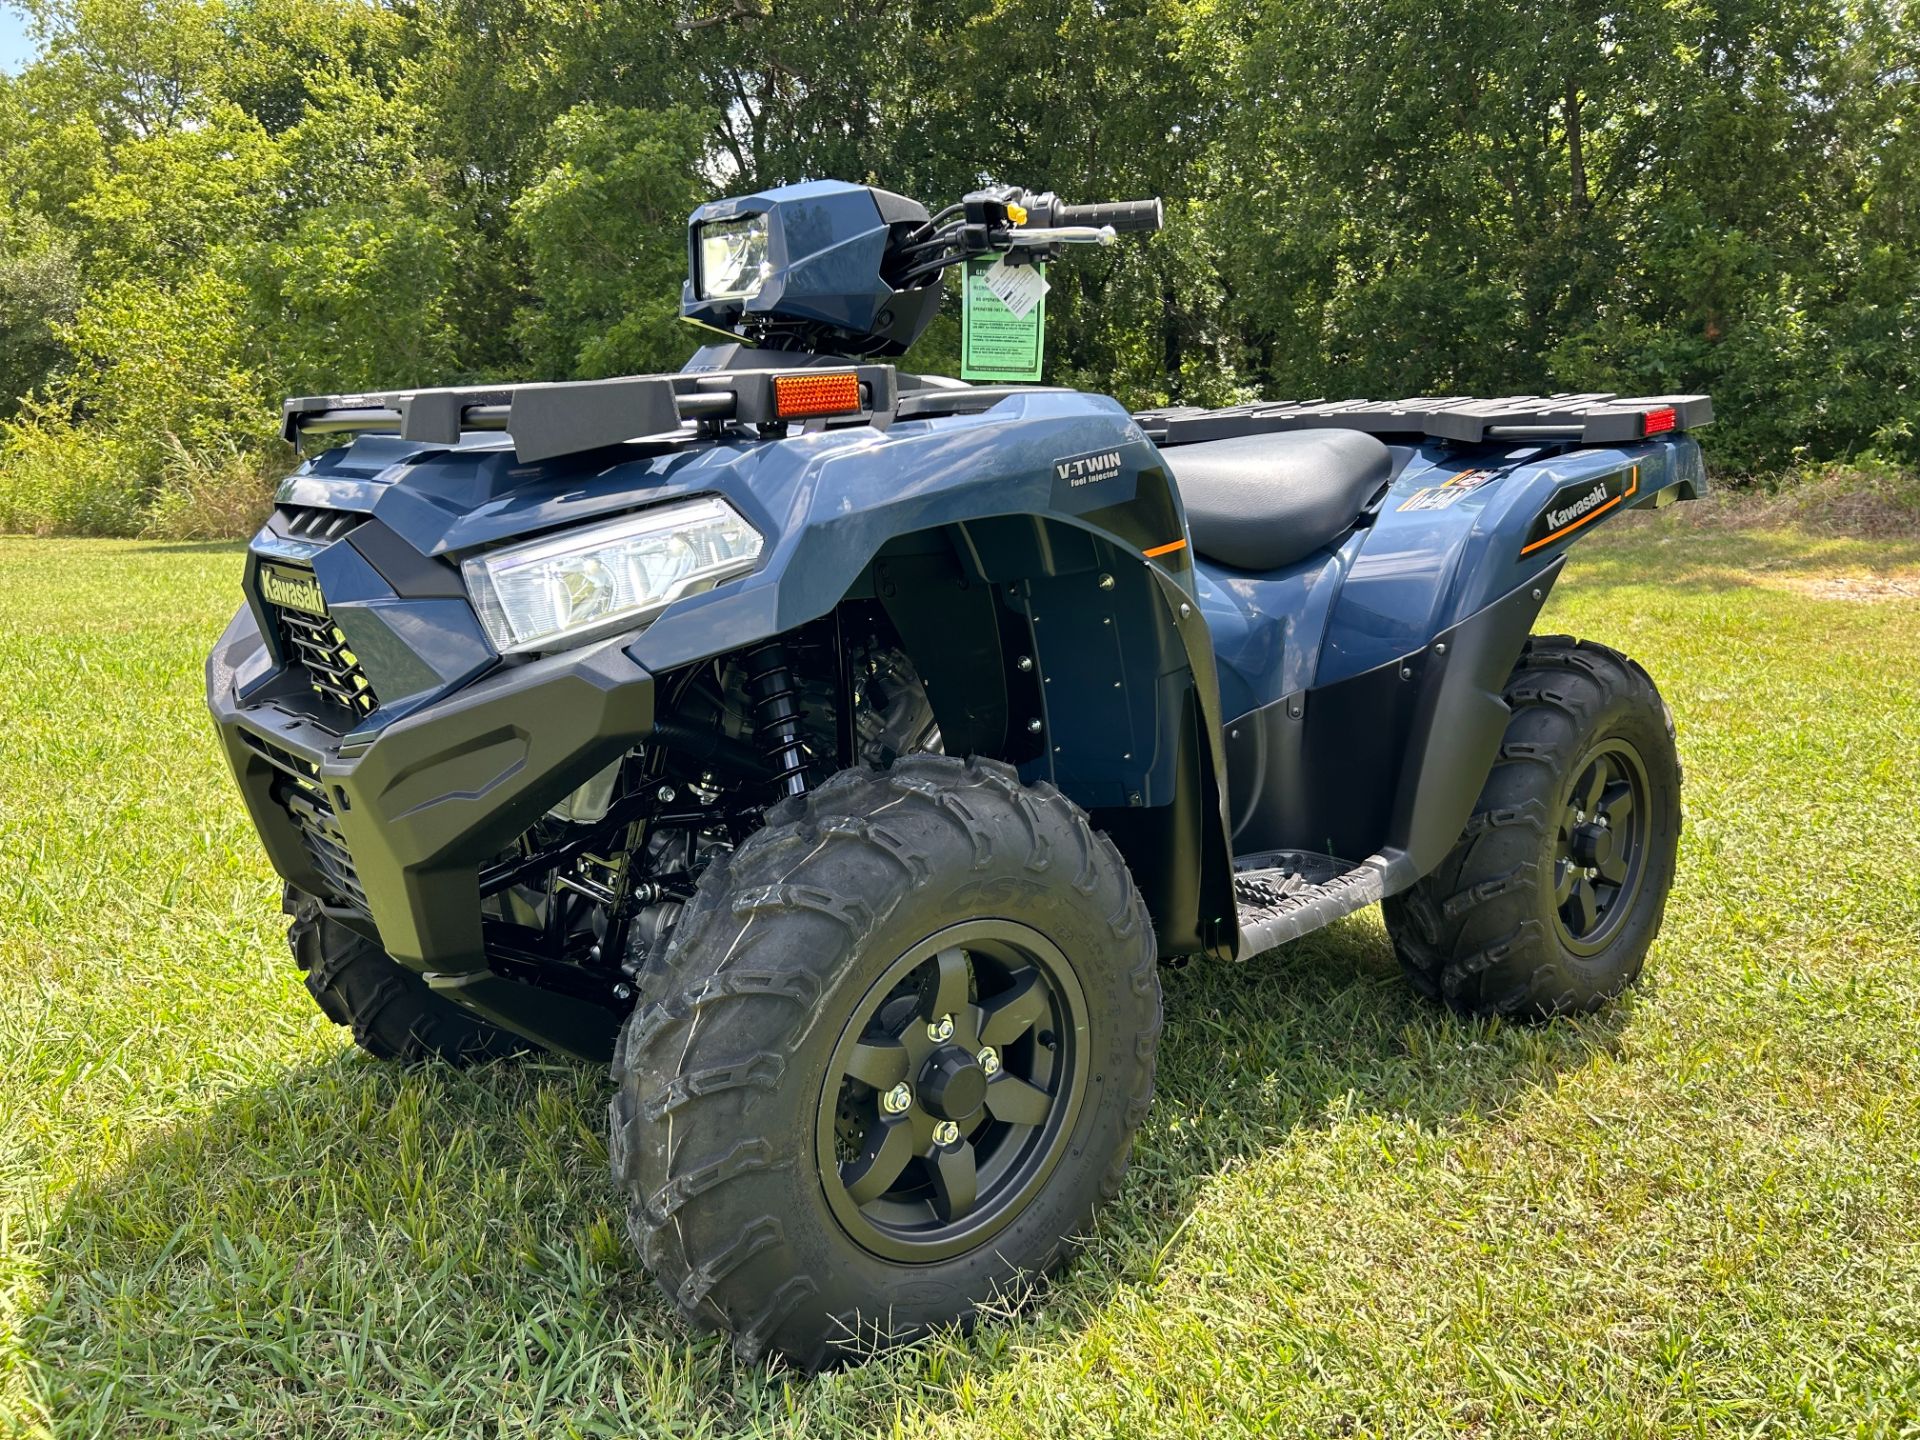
[207, 179, 1707, 1366]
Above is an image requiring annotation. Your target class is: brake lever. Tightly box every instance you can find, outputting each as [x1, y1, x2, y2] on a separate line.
[1003, 225, 1118, 248]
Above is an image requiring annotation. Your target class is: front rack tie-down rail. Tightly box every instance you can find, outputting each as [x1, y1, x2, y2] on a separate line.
[282, 365, 904, 463]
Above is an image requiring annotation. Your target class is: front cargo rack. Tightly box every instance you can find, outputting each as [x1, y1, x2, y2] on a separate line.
[283, 364, 904, 462]
[1132, 393, 1713, 448]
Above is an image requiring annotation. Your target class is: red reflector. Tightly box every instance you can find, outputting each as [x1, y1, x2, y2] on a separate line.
[1641, 406, 1677, 436]
[773, 372, 863, 420]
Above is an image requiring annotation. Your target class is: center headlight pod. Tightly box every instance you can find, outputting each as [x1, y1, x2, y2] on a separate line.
[697, 213, 772, 301]
[463, 496, 764, 654]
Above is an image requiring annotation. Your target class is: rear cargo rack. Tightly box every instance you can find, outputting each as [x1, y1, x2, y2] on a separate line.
[1132, 393, 1713, 448]
[283, 364, 901, 462]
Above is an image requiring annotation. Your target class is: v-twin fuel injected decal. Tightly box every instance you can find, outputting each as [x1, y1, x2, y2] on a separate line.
[1050, 445, 1138, 512]
[1054, 447, 1124, 489]
[1521, 465, 1639, 554]
[258, 563, 329, 617]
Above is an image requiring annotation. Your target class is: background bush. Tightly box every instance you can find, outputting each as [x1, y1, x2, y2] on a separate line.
[0, 0, 1915, 536]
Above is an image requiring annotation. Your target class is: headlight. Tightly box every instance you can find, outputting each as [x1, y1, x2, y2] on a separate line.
[697, 214, 771, 300]
[463, 497, 764, 654]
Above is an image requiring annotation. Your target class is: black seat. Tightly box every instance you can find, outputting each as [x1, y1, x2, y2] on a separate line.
[1164, 429, 1394, 572]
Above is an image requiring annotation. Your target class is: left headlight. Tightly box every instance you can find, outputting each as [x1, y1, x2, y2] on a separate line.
[463, 496, 764, 654]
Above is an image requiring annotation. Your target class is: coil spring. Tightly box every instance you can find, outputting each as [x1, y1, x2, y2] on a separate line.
[745, 641, 811, 799]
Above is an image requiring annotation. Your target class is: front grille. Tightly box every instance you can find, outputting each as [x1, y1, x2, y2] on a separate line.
[271, 603, 380, 721]
[241, 732, 368, 911]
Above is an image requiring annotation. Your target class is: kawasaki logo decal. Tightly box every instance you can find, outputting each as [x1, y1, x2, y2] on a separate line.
[258, 564, 329, 617]
[1522, 466, 1639, 554]
[1545, 483, 1609, 530]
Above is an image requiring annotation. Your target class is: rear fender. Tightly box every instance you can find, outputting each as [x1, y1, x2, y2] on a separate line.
[1317, 434, 1707, 680]
[1222, 433, 1704, 909]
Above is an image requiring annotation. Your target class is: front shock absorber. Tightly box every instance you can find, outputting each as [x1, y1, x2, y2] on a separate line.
[745, 641, 811, 799]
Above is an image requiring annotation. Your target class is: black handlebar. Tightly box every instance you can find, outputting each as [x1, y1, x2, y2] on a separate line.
[894, 189, 1164, 288]
[1056, 198, 1164, 234]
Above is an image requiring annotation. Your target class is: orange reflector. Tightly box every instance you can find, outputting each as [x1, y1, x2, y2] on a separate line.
[773, 372, 863, 420]
[1642, 406, 1677, 436]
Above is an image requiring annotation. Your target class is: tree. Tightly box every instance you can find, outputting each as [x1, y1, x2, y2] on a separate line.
[512, 104, 714, 379]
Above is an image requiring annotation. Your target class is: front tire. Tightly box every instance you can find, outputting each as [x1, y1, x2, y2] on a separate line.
[288, 893, 529, 1064]
[1382, 635, 1682, 1017]
[608, 756, 1160, 1368]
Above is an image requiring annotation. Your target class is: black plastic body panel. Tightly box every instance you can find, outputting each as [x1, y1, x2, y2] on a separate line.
[1223, 559, 1564, 890]
[869, 508, 1234, 958]
[210, 611, 655, 980]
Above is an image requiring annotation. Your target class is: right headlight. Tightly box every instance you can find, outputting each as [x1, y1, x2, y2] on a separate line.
[463, 496, 764, 654]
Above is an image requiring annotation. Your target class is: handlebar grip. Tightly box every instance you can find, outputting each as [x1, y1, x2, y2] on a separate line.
[1056, 199, 1163, 234]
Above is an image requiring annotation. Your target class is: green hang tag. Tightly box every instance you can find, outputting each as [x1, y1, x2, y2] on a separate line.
[961, 256, 1047, 383]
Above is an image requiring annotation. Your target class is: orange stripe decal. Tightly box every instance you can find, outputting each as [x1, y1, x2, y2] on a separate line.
[1519, 466, 1639, 556]
[1143, 537, 1188, 559]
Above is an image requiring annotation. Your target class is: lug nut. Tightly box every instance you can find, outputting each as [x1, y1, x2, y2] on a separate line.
[1016, 655, 1034, 672]
[927, 1014, 955, 1043]
[1586, 866, 1599, 880]
[933, 1120, 961, 1146]
[881, 1083, 912, 1115]
[657, 784, 677, 803]
[1097, 572, 1115, 591]
[1597, 815, 1610, 829]
[977, 1046, 1001, 1076]
[1027, 717, 1043, 734]
[1574, 809, 1586, 824]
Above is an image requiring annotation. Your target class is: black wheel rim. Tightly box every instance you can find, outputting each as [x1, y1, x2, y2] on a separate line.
[815, 919, 1089, 1263]
[1552, 738, 1652, 955]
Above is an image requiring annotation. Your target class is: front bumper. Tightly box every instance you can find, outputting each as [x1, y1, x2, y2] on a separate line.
[208, 604, 655, 974]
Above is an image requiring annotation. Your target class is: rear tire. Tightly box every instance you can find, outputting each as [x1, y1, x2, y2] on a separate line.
[288, 892, 530, 1064]
[1382, 635, 1682, 1017]
[608, 756, 1161, 1369]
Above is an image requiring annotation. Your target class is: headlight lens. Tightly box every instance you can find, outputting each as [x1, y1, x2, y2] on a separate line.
[463, 497, 763, 653]
[697, 214, 771, 300]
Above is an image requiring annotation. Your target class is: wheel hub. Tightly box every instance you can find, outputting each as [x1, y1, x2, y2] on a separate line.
[919, 1047, 988, 1120]
[1570, 820, 1616, 869]
[1552, 740, 1651, 952]
[815, 919, 1090, 1263]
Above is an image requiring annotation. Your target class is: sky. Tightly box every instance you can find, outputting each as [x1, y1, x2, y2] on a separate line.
[1, 5, 37, 73]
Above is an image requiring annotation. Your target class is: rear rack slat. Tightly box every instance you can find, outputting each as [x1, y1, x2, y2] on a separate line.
[1133, 393, 1713, 447]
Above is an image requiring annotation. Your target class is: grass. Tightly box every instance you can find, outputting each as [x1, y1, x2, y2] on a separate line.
[2, 512, 1919, 1438]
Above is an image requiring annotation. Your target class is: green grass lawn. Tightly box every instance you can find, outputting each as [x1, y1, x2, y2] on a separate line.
[3, 517, 1919, 1438]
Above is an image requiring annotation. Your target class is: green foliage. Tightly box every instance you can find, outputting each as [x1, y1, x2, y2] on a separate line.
[0, 0, 1916, 534]
[68, 103, 276, 277]
[512, 105, 712, 380]
[0, 404, 147, 534]
[1210, 0, 1920, 472]
[0, 214, 81, 421]
[62, 268, 269, 469]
